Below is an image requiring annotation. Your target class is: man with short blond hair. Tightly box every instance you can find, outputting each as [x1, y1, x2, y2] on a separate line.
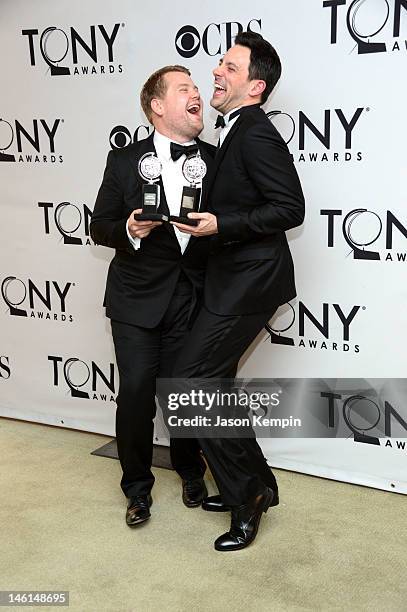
[140, 64, 190, 122]
[91, 66, 215, 527]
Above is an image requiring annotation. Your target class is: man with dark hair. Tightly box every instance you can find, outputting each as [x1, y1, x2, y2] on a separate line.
[91, 66, 215, 527]
[172, 32, 305, 551]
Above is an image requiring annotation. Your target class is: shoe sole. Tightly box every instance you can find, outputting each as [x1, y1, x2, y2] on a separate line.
[183, 500, 204, 508]
[202, 504, 230, 512]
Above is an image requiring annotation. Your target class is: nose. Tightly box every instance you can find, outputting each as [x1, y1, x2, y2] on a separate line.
[213, 65, 222, 78]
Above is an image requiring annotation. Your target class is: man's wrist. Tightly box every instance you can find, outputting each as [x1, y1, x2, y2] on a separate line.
[126, 220, 141, 250]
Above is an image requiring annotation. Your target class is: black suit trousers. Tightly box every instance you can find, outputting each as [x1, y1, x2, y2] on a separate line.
[111, 276, 206, 498]
[172, 305, 278, 506]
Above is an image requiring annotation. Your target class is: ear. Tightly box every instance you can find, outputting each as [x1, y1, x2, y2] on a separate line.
[249, 80, 266, 99]
[151, 97, 164, 117]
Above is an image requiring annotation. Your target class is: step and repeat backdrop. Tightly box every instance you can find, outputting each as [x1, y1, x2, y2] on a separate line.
[1, 0, 406, 494]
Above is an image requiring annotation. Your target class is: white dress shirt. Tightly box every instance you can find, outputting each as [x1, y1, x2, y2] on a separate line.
[127, 130, 201, 254]
[218, 106, 242, 147]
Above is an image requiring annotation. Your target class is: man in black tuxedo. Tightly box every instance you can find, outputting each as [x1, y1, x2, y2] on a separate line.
[91, 66, 215, 527]
[171, 33, 305, 551]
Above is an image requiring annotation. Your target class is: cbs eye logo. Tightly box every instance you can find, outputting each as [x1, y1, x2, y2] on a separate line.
[175, 25, 201, 58]
[175, 19, 262, 58]
[109, 125, 151, 149]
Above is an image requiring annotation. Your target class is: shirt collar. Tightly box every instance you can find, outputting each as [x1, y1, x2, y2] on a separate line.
[222, 106, 243, 127]
[153, 130, 196, 161]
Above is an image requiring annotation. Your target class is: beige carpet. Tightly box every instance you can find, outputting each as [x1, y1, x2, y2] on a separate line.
[0, 417, 405, 612]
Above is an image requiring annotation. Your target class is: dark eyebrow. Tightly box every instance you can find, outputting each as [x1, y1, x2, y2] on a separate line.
[219, 59, 239, 70]
[225, 61, 239, 69]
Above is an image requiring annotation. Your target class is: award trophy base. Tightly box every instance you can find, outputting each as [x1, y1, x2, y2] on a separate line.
[169, 215, 198, 227]
[135, 182, 166, 221]
[134, 212, 168, 222]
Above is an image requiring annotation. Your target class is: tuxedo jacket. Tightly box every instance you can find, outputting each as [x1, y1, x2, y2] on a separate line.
[90, 133, 216, 328]
[205, 104, 305, 315]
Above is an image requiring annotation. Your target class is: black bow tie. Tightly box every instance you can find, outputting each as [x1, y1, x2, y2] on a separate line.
[214, 108, 242, 129]
[170, 142, 198, 161]
[215, 115, 225, 129]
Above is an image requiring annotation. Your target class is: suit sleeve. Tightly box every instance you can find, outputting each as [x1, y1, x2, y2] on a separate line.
[216, 123, 305, 241]
[90, 150, 131, 249]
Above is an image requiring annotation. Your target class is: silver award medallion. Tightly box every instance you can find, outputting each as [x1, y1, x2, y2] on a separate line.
[182, 153, 207, 185]
[138, 152, 162, 183]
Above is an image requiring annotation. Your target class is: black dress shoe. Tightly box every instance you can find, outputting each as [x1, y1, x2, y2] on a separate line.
[182, 478, 208, 508]
[126, 494, 152, 527]
[214, 487, 275, 551]
[203, 490, 279, 512]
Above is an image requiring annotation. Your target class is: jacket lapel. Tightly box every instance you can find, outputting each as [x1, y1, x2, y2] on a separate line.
[195, 138, 214, 213]
[206, 105, 262, 197]
[205, 118, 241, 196]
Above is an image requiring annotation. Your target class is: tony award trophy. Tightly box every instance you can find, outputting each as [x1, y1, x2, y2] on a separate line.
[135, 152, 168, 222]
[170, 152, 207, 227]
